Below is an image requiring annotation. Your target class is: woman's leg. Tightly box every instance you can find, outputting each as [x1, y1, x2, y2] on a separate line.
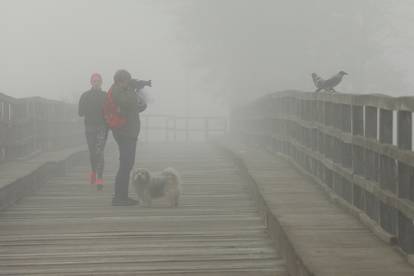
[85, 129, 98, 184]
[95, 128, 108, 179]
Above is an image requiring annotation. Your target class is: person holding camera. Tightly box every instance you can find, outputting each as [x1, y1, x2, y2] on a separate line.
[108, 69, 150, 206]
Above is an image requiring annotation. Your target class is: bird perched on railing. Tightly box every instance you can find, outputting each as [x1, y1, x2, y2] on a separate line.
[311, 71, 348, 93]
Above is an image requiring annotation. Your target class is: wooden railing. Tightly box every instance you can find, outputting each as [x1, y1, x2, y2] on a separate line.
[0, 93, 82, 163]
[0, 91, 228, 163]
[140, 114, 227, 142]
[231, 90, 414, 255]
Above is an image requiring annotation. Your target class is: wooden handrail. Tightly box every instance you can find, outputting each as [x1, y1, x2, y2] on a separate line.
[0, 93, 82, 163]
[140, 114, 227, 142]
[232, 90, 414, 255]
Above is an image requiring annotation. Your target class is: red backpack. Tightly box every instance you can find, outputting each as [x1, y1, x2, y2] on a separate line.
[103, 88, 126, 129]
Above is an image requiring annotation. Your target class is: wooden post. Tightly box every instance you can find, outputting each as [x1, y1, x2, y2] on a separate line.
[352, 105, 363, 136]
[343, 104, 351, 133]
[398, 211, 414, 254]
[398, 162, 413, 200]
[379, 109, 393, 144]
[397, 111, 412, 150]
[365, 106, 377, 140]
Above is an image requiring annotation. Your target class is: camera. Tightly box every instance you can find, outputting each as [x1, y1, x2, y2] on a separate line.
[129, 79, 152, 91]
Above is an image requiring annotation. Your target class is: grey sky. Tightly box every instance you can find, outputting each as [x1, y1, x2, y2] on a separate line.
[1, 0, 414, 117]
[0, 0, 224, 116]
[179, 0, 414, 101]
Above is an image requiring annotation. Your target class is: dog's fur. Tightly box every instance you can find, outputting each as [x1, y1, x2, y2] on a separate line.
[131, 168, 181, 207]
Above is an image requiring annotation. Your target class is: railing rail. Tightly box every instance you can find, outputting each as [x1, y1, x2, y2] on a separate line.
[232, 90, 414, 255]
[140, 114, 227, 142]
[0, 90, 228, 162]
[0, 93, 82, 163]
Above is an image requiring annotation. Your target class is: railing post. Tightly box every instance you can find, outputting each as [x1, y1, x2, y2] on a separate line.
[396, 110, 414, 253]
[379, 109, 393, 144]
[352, 105, 363, 136]
[397, 111, 412, 150]
[365, 106, 378, 140]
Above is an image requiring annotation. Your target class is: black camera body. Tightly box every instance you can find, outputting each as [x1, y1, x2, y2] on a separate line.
[129, 79, 152, 91]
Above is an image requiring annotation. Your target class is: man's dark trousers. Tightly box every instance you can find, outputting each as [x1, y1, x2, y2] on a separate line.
[113, 131, 137, 200]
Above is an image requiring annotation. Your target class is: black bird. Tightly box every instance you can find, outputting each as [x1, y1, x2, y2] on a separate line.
[312, 71, 348, 93]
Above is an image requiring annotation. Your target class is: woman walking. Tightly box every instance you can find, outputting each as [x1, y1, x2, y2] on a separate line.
[78, 73, 108, 191]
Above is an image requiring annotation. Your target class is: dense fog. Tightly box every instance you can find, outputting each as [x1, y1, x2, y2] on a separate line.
[1, 0, 414, 114]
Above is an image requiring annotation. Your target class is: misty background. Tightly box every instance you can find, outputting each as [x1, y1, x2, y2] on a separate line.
[1, 0, 414, 116]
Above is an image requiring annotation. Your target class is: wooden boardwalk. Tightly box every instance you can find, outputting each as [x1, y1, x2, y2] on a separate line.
[218, 139, 414, 276]
[0, 143, 287, 275]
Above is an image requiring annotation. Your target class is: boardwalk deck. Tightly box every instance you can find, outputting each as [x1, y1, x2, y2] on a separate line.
[218, 138, 414, 276]
[0, 143, 287, 275]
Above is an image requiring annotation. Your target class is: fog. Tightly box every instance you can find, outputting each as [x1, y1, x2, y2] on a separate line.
[180, 0, 414, 103]
[2, 2, 414, 272]
[2, 0, 414, 114]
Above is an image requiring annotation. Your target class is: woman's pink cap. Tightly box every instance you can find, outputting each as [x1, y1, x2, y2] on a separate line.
[90, 73, 102, 84]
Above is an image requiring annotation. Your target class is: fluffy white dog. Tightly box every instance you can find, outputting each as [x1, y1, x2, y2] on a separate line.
[131, 168, 181, 207]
